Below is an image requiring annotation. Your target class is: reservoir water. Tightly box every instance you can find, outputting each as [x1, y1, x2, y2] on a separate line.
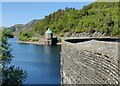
[8, 38, 61, 84]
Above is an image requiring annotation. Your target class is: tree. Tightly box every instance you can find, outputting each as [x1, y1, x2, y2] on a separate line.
[0, 30, 27, 86]
[0, 31, 13, 65]
[2, 66, 27, 86]
[32, 2, 119, 36]
[19, 32, 32, 41]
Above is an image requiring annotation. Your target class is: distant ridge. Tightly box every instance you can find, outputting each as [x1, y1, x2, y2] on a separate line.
[5, 19, 40, 36]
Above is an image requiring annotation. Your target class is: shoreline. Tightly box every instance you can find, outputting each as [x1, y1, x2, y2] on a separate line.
[18, 41, 61, 45]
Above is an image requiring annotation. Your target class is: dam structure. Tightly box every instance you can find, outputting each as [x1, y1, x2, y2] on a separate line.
[60, 37, 120, 84]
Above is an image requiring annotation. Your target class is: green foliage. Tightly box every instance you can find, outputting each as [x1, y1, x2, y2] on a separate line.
[59, 32, 64, 37]
[32, 2, 118, 37]
[0, 31, 13, 65]
[4, 27, 16, 34]
[4, 30, 14, 38]
[2, 66, 27, 86]
[57, 38, 61, 42]
[30, 37, 39, 42]
[19, 32, 32, 41]
[0, 30, 27, 86]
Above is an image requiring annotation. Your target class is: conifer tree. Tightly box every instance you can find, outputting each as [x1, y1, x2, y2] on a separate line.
[0, 30, 27, 86]
[0, 30, 13, 65]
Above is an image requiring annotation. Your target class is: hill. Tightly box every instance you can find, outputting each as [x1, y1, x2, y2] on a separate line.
[5, 19, 39, 37]
[33, 2, 119, 37]
[5, 2, 119, 41]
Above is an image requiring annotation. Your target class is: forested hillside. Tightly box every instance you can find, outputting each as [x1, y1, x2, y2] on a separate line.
[6, 2, 119, 41]
[33, 2, 119, 37]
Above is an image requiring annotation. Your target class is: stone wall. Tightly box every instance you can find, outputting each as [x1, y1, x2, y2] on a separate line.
[61, 38, 120, 84]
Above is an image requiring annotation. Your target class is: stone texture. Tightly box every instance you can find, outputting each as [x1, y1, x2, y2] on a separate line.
[63, 32, 102, 37]
[61, 38, 119, 84]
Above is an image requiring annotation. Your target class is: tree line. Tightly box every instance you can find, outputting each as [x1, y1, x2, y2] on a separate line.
[13, 2, 120, 41]
[32, 2, 119, 37]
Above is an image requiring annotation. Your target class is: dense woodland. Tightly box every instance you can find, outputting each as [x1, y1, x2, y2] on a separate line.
[5, 2, 120, 41]
[33, 2, 119, 36]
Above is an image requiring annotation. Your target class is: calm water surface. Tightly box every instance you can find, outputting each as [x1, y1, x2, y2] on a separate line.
[8, 38, 61, 84]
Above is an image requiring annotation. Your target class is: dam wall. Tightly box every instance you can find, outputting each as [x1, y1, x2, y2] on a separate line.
[60, 38, 120, 84]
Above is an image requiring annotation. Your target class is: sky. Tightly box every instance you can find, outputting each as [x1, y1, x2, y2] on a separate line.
[2, 2, 93, 27]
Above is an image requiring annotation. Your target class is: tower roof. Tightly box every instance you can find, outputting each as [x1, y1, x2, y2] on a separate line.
[45, 29, 52, 34]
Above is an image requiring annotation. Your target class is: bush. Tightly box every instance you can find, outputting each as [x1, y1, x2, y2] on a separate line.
[75, 29, 83, 33]
[19, 32, 32, 41]
[30, 38, 39, 42]
[59, 32, 64, 37]
[57, 38, 61, 42]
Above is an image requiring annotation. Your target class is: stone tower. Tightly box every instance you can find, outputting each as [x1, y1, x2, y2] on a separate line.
[45, 29, 53, 45]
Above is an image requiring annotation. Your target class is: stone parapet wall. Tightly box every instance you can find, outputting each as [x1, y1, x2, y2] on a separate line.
[61, 38, 120, 84]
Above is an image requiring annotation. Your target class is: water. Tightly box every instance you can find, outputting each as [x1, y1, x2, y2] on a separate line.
[8, 38, 61, 84]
